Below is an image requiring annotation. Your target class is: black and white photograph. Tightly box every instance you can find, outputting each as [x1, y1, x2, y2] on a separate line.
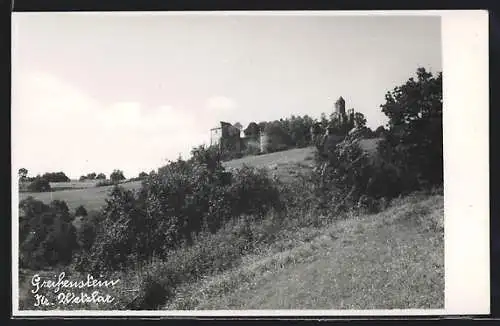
[11, 11, 489, 316]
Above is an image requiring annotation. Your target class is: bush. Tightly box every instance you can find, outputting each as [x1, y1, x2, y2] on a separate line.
[379, 67, 443, 188]
[76, 214, 99, 252]
[125, 218, 258, 309]
[96, 180, 115, 187]
[41, 172, 70, 182]
[27, 177, 52, 192]
[86, 172, 97, 180]
[19, 197, 78, 269]
[110, 170, 126, 183]
[75, 205, 88, 217]
[96, 173, 106, 180]
[310, 68, 443, 214]
[79, 146, 283, 273]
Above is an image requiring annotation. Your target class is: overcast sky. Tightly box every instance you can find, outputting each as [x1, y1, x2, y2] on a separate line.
[12, 13, 442, 179]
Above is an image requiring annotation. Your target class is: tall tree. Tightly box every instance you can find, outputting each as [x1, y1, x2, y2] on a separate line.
[18, 168, 28, 181]
[379, 67, 443, 186]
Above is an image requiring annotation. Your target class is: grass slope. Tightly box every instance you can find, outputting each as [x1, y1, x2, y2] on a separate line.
[18, 180, 142, 212]
[164, 194, 444, 310]
[18, 147, 317, 211]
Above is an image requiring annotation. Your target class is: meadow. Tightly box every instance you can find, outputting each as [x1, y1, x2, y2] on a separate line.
[18, 140, 381, 212]
[18, 147, 319, 212]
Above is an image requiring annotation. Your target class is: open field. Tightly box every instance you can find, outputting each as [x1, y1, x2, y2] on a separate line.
[18, 140, 380, 212]
[164, 193, 444, 310]
[18, 180, 142, 212]
[49, 180, 100, 189]
[18, 147, 318, 212]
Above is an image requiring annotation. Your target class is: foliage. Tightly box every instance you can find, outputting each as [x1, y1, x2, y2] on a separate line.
[110, 169, 126, 183]
[313, 67, 443, 213]
[18, 168, 28, 182]
[96, 173, 106, 180]
[96, 180, 115, 187]
[86, 172, 97, 180]
[41, 172, 71, 183]
[78, 145, 282, 273]
[263, 120, 293, 152]
[375, 125, 387, 137]
[27, 177, 52, 192]
[19, 197, 78, 269]
[243, 122, 260, 138]
[138, 171, 148, 179]
[379, 67, 443, 187]
[233, 122, 243, 131]
[126, 218, 261, 309]
[75, 205, 88, 217]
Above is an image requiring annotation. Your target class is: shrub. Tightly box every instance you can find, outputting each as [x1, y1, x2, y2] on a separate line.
[86, 172, 97, 180]
[19, 197, 78, 269]
[76, 215, 99, 252]
[110, 169, 126, 182]
[75, 205, 88, 217]
[310, 67, 443, 214]
[27, 177, 52, 192]
[80, 146, 283, 273]
[125, 218, 258, 309]
[379, 67, 443, 188]
[96, 180, 115, 187]
[41, 172, 70, 182]
[96, 173, 106, 180]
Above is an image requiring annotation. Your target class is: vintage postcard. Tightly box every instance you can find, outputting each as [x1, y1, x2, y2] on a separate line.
[11, 10, 489, 317]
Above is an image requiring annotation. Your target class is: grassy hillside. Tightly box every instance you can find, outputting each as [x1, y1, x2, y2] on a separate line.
[163, 193, 444, 310]
[18, 141, 381, 212]
[18, 180, 142, 212]
[18, 191, 443, 310]
[18, 147, 317, 211]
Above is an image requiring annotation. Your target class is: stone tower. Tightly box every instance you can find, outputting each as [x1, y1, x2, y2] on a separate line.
[334, 96, 346, 115]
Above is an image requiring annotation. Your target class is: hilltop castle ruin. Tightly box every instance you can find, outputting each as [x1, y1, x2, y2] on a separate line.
[210, 96, 360, 158]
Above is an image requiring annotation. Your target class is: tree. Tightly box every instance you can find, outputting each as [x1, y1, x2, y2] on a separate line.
[86, 172, 97, 180]
[19, 198, 78, 269]
[233, 122, 243, 131]
[79, 176, 87, 182]
[96, 173, 106, 180]
[18, 168, 28, 181]
[75, 205, 88, 217]
[42, 172, 71, 182]
[375, 126, 387, 137]
[110, 170, 126, 183]
[27, 177, 52, 192]
[353, 112, 367, 129]
[138, 172, 148, 179]
[379, 67, 443, 186]
[263, 121, 292, 152]
[244, 122, 260, 138]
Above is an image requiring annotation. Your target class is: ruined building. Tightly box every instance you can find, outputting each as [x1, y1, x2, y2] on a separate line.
[335, 96, 346, 116]
[210, 121, 242, 154]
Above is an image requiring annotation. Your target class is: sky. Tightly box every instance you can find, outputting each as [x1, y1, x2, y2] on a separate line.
[12, 12, 442, 179]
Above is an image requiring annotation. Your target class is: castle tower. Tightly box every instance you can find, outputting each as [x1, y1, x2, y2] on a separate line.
[334, 96, 346, 115]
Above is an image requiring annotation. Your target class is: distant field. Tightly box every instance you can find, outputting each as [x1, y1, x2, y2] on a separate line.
[16, 141, 381, 213]
[18, 147, 317, 212]
[49, 180, 99, 189]
[18, 180, 142, 212]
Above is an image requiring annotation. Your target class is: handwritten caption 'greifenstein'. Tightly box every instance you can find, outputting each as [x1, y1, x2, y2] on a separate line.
[31, 272, 120, 307]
